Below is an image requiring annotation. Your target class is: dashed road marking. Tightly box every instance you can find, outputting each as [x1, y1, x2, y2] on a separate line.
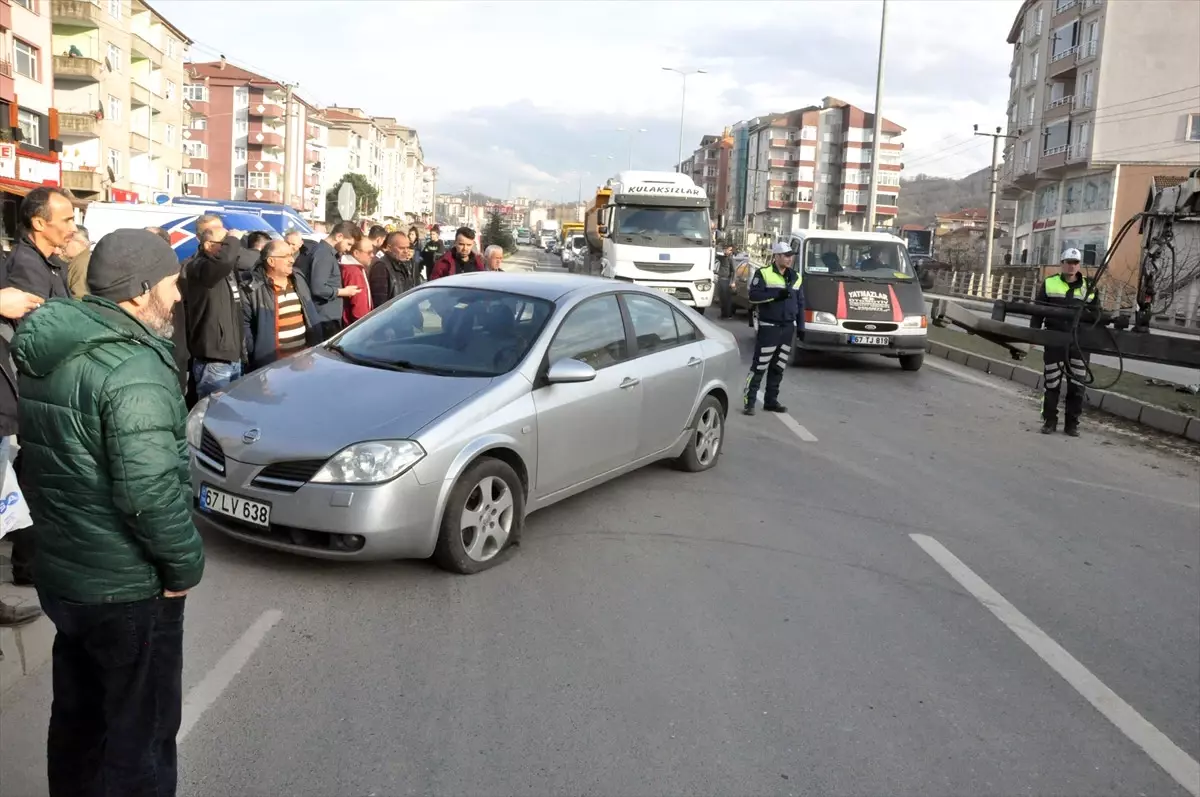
[775, 411, 818, 442]
[911, 533, 1200, 797]
[178, 609, 284, 744]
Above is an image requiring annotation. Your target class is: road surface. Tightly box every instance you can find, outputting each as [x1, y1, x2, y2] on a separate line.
[3, 248, 1197, 796]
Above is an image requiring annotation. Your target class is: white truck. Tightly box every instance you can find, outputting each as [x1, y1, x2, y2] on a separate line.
[584, 171, 715, 311]
[536, 219, 559, 249]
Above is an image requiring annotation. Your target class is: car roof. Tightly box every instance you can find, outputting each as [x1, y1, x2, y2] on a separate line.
[429, 271, 625, 302]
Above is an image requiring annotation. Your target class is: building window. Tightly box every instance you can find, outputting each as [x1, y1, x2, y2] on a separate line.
[183, 84, 208, 102]
[13, 0, 32, 9]
[234, 87, 248, 108]
[183, 141, 206, 158]
[17, 110, 39, 147]
[108, 0, 121, 19]
[190, 117, 206, 130]
[234, 174, 246, 189]
[108, 148, 121, 177]
[13, 40, 38, 81]
[248, 171, 274, 189]
[182, 169, 207, 187]
[166, 38, 177, 60]
[106, 43, 122, 72]
[235, 146, 246, 161]
[235, 119, 248, 135]
[165, 124, 175, 144]
[165, 80, 176, 100]
[108, 95, 122, 123]
[1187, 114, 1200, 142]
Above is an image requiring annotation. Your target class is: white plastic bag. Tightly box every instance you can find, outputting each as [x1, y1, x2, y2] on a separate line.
[0, 436, 31, 539]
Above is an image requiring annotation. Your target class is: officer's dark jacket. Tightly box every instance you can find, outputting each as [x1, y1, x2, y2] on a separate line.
[748, 264, 803, 325]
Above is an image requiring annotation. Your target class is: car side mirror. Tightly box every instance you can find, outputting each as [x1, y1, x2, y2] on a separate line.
[546, 358, 597, 384]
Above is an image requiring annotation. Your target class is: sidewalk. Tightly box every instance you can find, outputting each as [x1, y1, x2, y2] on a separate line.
[0, 542, 52, 696]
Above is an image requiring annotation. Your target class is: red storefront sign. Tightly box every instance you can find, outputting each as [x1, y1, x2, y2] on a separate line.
[109, 188, 140, 203]
[0, 146, 62, 192]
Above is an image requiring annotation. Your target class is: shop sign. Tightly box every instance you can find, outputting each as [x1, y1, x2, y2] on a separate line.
[109, 188, 140, 203]
[0, 149, 61, 187]
[1032, 218, 1057, 231]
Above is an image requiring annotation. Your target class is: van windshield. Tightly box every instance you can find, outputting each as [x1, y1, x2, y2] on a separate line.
[803, 238, 914, 279]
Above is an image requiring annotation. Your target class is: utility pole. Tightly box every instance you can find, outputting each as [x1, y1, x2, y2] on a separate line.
[429, 167, 437, 226]
[975, 124, 1017, 299]
[281, 82, 296, 208]
[865, 0, 888, 233]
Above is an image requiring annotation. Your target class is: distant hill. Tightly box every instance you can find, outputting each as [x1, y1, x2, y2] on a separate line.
[898, 167, 1015, 227]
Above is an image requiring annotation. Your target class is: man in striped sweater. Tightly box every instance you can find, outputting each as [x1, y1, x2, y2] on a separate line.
[242, 239, 323, 373]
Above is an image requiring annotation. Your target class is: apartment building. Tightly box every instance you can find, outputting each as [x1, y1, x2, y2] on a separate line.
[721, 116, 774, 240]
[319, 107, 382, 219]
[52, 0, 190, 203]
[183, 59, 320, 212]
[1, 0, 65, 242]
[681, 130, 733, 224]
[742, 96, 903, 238]
[304, 110, 328, 222]
[372, 117, 428, 221]
[1000, 0, 1200, 285]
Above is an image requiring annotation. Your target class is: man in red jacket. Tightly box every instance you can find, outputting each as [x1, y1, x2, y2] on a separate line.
[429, 227, 485, 280]
[340, 232, 375, 326]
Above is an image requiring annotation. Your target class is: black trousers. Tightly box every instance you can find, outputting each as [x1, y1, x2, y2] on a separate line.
[318, 319, 342, 340]
[8, 448, 34, 582]
[38, 593, 187, 797]
[1042, 344, 1087, 427]
[744, 322, 794, 408]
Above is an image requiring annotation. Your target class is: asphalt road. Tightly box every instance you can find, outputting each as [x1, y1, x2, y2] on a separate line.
[2, 249, 1198, 797]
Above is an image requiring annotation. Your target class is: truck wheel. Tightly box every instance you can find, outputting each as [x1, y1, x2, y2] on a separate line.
[899, 353, 924, 371]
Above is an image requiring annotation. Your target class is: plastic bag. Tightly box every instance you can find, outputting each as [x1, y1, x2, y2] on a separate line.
[0, 438, 31, 539]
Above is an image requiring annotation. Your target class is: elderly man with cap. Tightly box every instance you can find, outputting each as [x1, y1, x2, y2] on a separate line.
[1031, 247, 1099, 437]
[743, 240, 803, 416]
[12, 229, 204, 797]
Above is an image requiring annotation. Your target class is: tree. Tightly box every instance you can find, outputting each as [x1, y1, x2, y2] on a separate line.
[325, 172, 380, 222]
[482, 210, 516, 255]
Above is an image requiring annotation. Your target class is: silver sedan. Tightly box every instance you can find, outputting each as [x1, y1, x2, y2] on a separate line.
[187, 272, 741, 573]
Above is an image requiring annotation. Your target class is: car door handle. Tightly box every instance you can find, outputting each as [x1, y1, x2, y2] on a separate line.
[619, 377, 640, 389]
[686, 357, 702, 368]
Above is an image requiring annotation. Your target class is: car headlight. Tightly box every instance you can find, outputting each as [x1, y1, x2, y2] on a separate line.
[186, 396, 210, 449]
[806, 310, 838, 326]
[310, 440, 426, 485]
[695, 279, 713, 292]
[901, 315, 928, 329]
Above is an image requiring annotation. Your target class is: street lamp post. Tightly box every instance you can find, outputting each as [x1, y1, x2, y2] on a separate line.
[865, 0, 888, 232]
[615, 129, 646, 171]
[663, 67, 706, 173]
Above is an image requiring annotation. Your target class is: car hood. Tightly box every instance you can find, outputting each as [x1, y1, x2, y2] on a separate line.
[202, 348, 492, 465]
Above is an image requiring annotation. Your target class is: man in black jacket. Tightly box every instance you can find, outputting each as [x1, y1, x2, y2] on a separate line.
[419, 225, 446, 280]
[2, 187, 76, 309]
[184, 225, 245, 399]
[368, 230, 422, 307]
[300, 220, 359, 339]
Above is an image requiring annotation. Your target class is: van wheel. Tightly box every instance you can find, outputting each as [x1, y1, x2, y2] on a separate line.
[899, 353, 924, 371]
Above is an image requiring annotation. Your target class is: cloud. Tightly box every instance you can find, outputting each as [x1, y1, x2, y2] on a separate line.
[156, 0, 1022, 198]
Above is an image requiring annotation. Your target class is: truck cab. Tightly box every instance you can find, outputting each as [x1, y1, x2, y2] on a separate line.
[589, 171, 715, 311]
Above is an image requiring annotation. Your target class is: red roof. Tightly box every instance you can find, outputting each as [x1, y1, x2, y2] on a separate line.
[321, 109, 364, 122]
[900, 223, 927, 232]
[937, 207, 993, 221]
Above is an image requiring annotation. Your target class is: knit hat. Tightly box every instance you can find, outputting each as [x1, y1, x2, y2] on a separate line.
[87, 229, 181, 302]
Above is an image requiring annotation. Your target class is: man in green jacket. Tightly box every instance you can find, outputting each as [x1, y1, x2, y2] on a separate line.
[13, 228, 204, 797]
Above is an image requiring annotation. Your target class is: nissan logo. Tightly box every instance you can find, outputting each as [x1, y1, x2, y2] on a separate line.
[864, 324, 877, 331]
[242, 428, 261, 444]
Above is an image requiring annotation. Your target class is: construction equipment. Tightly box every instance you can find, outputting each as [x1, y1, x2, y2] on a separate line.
[929, 168, 1200, 375]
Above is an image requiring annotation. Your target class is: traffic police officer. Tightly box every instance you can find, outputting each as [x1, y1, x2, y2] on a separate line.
[743, 241, 803, 416]
[1031, 247, 1098, 437]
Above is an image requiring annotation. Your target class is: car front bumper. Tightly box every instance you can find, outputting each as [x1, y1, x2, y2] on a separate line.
[190, 452, 442, 561]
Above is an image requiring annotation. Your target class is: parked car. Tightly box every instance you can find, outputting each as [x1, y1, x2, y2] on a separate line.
[189, 273, 739, 573]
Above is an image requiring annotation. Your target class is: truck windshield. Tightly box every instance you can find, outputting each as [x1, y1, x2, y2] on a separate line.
[803, 238, 914, 279]
[614, 206, 709, 246]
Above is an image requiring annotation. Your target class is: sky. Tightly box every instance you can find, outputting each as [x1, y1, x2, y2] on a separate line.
[156, 0, 1022, 201]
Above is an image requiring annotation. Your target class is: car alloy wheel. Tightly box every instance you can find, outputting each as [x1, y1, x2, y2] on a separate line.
[460, 475, 514, 562]
[693, 405, 722, 466]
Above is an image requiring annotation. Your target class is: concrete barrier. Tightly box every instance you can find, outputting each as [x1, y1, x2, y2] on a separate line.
[925, 339, 1197, 441]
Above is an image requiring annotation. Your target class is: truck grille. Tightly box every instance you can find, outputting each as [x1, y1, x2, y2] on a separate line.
[843, 321, 899, 332]
[197, 429, 225, 475]
[633, 261, 694, 274]
[251, 459, 327, 493]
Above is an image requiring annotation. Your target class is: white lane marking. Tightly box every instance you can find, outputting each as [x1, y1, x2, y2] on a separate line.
[178, 608, 284, 743]
[925, 357, 1026, 395]
[1050, 475, 1200, 512]
[910, 534, 1200, 797]
[775, 411, 818, 442]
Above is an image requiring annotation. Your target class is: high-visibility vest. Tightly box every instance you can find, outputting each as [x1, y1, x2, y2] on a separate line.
[1043, 273, 1094, 303]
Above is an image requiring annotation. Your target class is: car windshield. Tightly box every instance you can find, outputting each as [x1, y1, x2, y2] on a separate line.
[803, 238, 914, 279]
[328, 287, 554, 377]
[614, 206, 710, 245]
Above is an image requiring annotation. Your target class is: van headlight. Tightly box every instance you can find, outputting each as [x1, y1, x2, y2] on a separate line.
[311, 440, 426, 485]
[901, 315, 928, 329]
[186, 396, 210, 449]
[807, 310, 838, 326]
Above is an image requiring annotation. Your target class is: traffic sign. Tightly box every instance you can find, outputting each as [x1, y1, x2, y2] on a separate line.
[337, 182, 356, 221]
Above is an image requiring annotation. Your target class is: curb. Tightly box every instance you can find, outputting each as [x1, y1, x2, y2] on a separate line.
[925, 340, 1200, 442]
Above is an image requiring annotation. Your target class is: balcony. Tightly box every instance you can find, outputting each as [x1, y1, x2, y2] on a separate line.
[1073, 91, 1094, 112]
[1053, 0, 1080, 20]
[246, 189, 283, 203]
[130, 132, 150, 152]
[53, 55, 102, 83]
[249, 160, 283, 175]
[131, 31, 163, 64]
[130, 82, 151, 107]
[306, 124, 320, 141]
[1023, 23, 1042, 44]
[1067, 140, 1090, 162]
[1048, 47, 1079, 78]
[249, 130, 284, 149]
[1076, 39, 1098, 63]
[1044, 94, 1075, 121]
[767, 158, 790, 168]
[769, 139, 791, 148]
[1040, 144, 1069, 170]
[1082, 0, 1103, 13]
[52, 0, 103, 26]
[185, 98, 209, 117]
[1023, 69, 1038, 87]
[59, 112, 99, 136]
[61, 169, 103, 194]
[249, 102, 285, 119]
[304, 173, 318, 188]
[305, 147, 319, 164]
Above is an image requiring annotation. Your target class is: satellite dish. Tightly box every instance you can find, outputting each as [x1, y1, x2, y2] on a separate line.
[336, 182, 356, 220]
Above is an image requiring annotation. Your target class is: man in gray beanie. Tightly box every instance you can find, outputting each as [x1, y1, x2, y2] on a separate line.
[12, 228, 204, 797]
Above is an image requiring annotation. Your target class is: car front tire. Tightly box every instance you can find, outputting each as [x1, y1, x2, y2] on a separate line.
[433, 457, 526, 574]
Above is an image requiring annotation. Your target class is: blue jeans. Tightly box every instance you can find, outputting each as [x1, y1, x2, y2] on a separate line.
[191, 359, 242, 400]
[39, 592, 187, 797]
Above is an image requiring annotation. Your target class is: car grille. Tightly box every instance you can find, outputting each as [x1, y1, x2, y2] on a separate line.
[843, 321, 899, 333]
[251, 460, 326, 493]
[633, 261, 694, 274]
[197, 429, 225, 475]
